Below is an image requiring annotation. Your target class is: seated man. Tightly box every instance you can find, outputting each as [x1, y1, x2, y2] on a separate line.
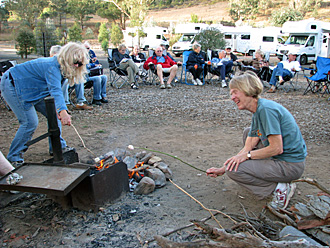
[225, 46, 237, 62]
[267, 53, 300, 93]
[210, 50, 234, 88]
[160, 42, 181, 83]
[113, 44, 139, 89]
[143, 46, 178, 89]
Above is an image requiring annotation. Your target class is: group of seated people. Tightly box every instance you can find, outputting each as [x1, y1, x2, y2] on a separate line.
[50, 41, 109, 110]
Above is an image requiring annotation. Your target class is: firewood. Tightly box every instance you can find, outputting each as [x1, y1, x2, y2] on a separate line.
[293, 177, 330, 195]
[266, 204, 297, 227]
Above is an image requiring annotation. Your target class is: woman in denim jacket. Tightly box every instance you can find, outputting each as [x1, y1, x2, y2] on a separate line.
[0, 42, 88, 165]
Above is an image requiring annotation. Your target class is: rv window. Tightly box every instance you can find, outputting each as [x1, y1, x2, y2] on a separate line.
[156, 35, 161, 39]
[182, 35, 195, 42]
[284, 35, 309, 45]
[162, 35, 167, 41]
[306, 36, 315, 47]
[323, 35, 328, 44]
[195, 27, 201, 30]
[241, 35, 250, 40]
[262, 36, 274, 42]
[225, 34, 232, 39]
[311, 25, 317, 30]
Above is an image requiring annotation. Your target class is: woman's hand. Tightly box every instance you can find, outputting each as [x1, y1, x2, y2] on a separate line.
[58, 110, 71, 126]
[224, 153, 248, 172]
[206, 166, 226, 178]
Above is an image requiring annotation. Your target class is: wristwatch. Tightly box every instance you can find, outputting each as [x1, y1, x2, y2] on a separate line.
[247, 151, 252, 160]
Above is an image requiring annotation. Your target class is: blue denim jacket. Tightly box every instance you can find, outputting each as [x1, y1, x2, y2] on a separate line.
[8, 56, 67, 113]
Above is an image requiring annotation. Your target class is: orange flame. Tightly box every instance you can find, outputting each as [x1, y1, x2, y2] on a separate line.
[128, 161, 145, 179]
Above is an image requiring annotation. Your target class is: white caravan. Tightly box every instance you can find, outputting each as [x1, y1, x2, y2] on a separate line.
[123, 26, 169, 51]
[276, 19, 330, 64]
[222, 26, 284, 55]
[172, 23, 209, 56]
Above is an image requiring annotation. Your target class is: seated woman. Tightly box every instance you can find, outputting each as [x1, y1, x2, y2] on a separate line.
[238, 50, 270, 81]
[186, 43, 205, 86]
[113, 44, 139, 89]
[130, 45, 147, 81]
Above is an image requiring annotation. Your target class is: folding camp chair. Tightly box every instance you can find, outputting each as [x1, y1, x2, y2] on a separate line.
[107, 48, 130, 89]
[206, 49, 234, 85]
[302, 56, 330, 96]
[180, 50, 205, 85]
[67, 80, 94, 107]
[146, 49, 172, 86]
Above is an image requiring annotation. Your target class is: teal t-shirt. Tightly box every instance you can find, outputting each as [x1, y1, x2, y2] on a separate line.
[248, 98, 307, 162]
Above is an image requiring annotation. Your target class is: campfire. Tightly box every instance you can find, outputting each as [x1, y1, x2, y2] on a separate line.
[89, 148, 173, 195]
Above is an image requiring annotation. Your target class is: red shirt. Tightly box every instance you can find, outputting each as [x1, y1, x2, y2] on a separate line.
[143, 55, 177, 70]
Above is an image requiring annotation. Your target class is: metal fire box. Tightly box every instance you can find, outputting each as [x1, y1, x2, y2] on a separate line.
[70, 161, 129, 211]
[0, 162, 129, 211]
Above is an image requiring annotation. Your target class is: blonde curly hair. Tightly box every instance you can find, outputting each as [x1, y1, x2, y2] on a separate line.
[57, 42, 89, 86]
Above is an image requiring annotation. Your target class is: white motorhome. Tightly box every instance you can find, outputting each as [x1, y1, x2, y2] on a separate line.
[172, 23, 209, 56]
[123, 26, 169, 51]
[222, 26, 284, 55]
[276, 19, 330, 64]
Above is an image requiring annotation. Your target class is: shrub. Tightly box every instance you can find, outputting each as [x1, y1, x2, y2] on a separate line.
[110, 24, 123, 47]
[68, 23, 82, 42]
[271, 8, 303, 26]
[85, 27, 95, 39]
[194, 27, 226, 52]
[15, 28, 35, 58]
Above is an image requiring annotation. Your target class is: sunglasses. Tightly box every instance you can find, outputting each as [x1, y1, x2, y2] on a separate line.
[74, 61, 84, 67]
[156, 50, 162, 52]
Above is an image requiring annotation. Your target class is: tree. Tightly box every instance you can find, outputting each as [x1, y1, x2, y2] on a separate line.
[34, 20, 59, 57]
[98, 23, 110, 53]
[271, 8, 303, 26]
[96, 1, 122, 26]
[48, 0, 69, 27]
[15, 28, 35, 58]
[0, 6, 9, 32]
[194, 27, 226, 52]
[67, 0, 97, 30]
[229, 0, 259, 21]
[68, 23, 83, 42]
[111, 24, 123, 47]
[6, 0, 48, 29]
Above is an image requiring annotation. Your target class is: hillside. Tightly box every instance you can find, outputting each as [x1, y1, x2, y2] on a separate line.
[146, 0, 330, 26]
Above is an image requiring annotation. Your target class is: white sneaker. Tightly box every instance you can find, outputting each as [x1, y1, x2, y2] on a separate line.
[196, 78, 203, 85]
[269, 183, 296, 209]
[221, 80, 227, 88]
[192, 79, 197, 85]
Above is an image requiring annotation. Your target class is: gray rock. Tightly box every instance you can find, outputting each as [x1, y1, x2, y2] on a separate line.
[154, 162, 173, 180]
[148, 156, 162, 165]
[140, 152, 154, 163]
[134, 177, 155, 195]
[145, 168, 166, 188]
[135, 151, 147, 161]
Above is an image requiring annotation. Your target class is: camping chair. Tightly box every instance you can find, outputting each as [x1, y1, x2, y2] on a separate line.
[146, 49, 171, 86]
[302, 56, 330, 96]
[67, 80, 94, 107]
[180, 50, 205, 85]
[0, 60, 17, 111]
[206, 49, 234, 85]
[107, 48, 130, 89]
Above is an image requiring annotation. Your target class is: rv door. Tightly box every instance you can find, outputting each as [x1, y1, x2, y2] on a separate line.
[305, 35, 316, 62]
[320, 33, 330, 58]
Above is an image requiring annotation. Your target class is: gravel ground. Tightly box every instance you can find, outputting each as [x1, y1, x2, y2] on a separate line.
[0, 53, 330, 247]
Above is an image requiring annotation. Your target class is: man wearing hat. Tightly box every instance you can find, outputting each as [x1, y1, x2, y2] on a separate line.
[225, 46, 237, 62]
[267, 52, 301, 93]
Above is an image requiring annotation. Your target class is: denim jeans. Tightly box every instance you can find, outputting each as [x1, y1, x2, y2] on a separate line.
[269, 63, 293, 86]
[87, 75, 107, 100]
[62, 80, 86, 105]
[214, 60, 233, 80]
[0, 74, 67, 162]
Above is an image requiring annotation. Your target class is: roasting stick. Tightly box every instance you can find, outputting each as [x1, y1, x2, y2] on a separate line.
[169, 178, 238, 228]
[71, 124, 96, 157]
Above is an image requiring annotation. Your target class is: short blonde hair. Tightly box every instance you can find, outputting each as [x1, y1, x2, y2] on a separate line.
[118, 44, 126, 51]
[50, 45, 61, 57]
[229, 71, 263, 99]
[192, 43, 201, 51]
[57, 42, 89, 86]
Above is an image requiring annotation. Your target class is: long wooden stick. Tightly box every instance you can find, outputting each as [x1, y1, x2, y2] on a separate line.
[293, 177, 330, 195]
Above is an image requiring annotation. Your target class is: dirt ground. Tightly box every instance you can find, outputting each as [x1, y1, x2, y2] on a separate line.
[0, 49, 330, 247]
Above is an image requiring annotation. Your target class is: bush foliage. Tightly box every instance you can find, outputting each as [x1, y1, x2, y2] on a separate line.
[194, 27, 226, 52]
